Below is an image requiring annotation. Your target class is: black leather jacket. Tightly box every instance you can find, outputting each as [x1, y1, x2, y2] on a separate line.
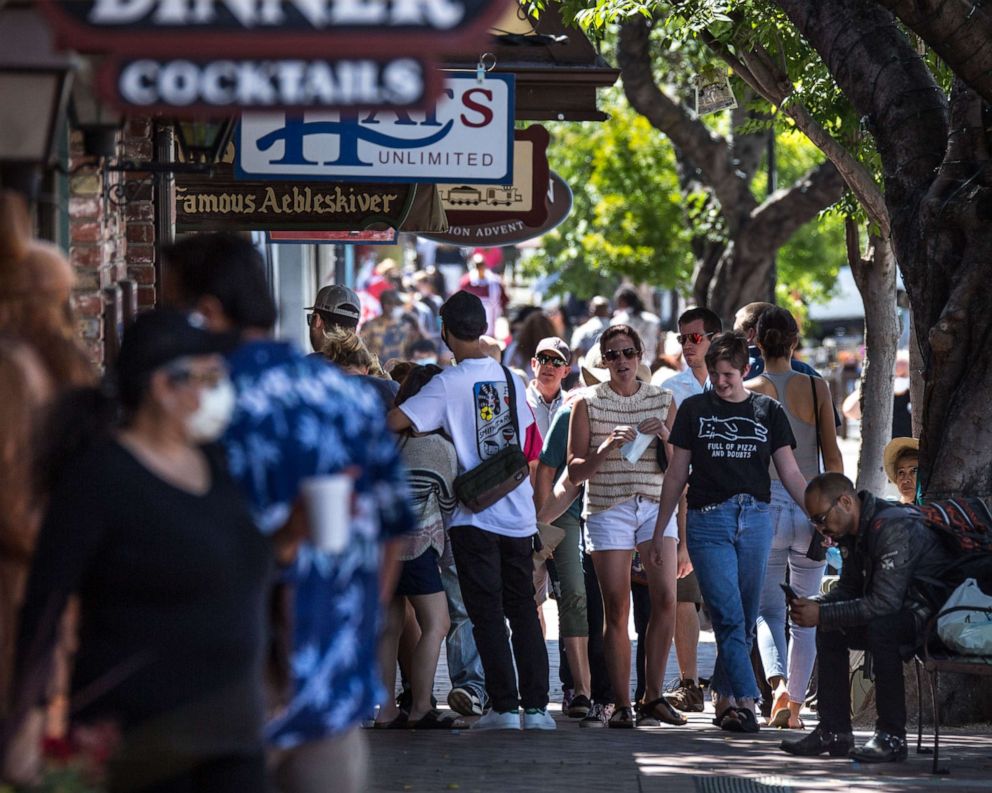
[816, 491, 957, 630]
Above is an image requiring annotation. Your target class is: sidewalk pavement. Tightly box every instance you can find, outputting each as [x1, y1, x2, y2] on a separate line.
[367, 706, 992, 793]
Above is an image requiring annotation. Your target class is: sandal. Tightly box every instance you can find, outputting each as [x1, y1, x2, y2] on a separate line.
[722, 707, 759, 734]
[637, 697, 687, 726]
[712, 707, 738, 728]
[371, 712, 409, 729]
[406, 709, 468, 730]
[608, 705, 635, 728]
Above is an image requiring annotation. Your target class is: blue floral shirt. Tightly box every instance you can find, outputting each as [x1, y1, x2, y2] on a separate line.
[221, 340, 413, 748]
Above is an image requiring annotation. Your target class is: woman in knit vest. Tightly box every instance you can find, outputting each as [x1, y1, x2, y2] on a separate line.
[567, 325, 683, 728]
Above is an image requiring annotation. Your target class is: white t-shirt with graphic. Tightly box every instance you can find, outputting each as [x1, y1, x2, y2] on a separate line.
[397, 356, 537, 537]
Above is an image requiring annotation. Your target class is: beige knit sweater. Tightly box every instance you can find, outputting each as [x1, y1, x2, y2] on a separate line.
[583, 382, 672, 515]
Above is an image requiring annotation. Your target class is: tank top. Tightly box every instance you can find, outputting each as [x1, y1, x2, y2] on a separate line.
[583, 381, 672, 514]
[760, 369, 820, 481]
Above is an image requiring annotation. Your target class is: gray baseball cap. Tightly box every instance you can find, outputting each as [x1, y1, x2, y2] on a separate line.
[307, 284, 361, 325]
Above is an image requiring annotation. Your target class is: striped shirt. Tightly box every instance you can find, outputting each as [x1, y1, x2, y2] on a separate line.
[583, 382, 672, 515]
[398, 433, 458, 560]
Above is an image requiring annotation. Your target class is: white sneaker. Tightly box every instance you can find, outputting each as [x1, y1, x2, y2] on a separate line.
[522, 708, 557, 730]
[448, 687, 485, 717]
[473, 709, 521, 730]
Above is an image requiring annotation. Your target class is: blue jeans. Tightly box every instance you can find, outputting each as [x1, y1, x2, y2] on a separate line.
[756, 481, 826, 703]
[440, 555, 486, 702]
[687, 494, 772, 701]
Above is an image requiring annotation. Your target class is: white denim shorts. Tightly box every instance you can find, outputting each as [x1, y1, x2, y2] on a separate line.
[584, 495, 678, 552]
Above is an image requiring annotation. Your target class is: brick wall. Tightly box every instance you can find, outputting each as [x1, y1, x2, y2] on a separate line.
[68, 116, 159, 369]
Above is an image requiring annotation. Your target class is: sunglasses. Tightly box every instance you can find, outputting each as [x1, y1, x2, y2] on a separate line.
[602, 347, 639, 362]
[677, 332, 715, 346]
[535, 354, 567, 368]
[808, 497, 841, 528]
[306, 313, 318, 328]
[166, 367, 228, 388]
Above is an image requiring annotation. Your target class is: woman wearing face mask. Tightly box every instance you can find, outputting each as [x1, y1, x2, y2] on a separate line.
[10, 309, 272, 793]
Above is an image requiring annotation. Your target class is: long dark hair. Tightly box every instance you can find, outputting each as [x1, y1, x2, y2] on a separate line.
[35, 385, 119, 498]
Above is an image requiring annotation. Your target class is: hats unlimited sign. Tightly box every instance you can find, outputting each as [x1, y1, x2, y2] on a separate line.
[236, 73, 515, 183]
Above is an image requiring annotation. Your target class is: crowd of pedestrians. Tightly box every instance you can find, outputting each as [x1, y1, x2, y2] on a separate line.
[1, 217, 985, 793]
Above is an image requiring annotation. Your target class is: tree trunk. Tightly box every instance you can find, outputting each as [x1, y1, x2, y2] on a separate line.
[847, 226, 898, 493]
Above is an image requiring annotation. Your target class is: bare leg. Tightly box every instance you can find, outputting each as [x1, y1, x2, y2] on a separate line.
[591, 550, 634, 709]
[639, 536, 677, 704]
[406, 592, 450, 721]
[374, 598, 407, 723]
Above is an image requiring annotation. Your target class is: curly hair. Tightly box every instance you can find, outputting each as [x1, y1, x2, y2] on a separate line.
[320, 328, 378, 374]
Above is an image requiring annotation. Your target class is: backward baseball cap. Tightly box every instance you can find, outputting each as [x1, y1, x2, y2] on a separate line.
[307, 284, 361, 324]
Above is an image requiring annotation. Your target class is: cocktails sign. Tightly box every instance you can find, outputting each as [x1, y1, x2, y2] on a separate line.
[39, 0, 510, 114]
[236, 73, 514, 183]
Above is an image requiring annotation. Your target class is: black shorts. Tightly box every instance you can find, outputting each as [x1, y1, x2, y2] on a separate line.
[676, 570, 703, 604]
[395, 548, 443, 597]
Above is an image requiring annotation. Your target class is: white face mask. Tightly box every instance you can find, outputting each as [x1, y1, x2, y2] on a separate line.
[416, 356, 437, 366]
[391, 306, 404, 320]
[186, 378, 236, 442]
[893, 376, 910, 394]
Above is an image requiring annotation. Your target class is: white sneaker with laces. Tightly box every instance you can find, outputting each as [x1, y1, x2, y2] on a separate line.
[522, 708, 556, 730]
[447, 687, 484, 717]
[473, 709, 521, 730]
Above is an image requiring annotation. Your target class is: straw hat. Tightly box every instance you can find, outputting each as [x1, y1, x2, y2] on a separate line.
[883, 437, 919, 484]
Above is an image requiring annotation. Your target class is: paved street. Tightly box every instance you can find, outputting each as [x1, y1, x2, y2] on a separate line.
[367, 703, 992, 793]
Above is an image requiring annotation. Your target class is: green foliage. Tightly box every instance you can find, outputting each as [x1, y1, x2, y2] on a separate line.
[519, 95, 694, 298]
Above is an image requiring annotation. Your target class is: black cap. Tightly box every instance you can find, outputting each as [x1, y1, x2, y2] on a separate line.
[116, 308, 234, 385]
[440, 291, 487, 339]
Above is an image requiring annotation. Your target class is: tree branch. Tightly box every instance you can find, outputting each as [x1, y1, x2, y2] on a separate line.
[772, 0, 948, 233]
[700, 28, 891, 237]
[877, 0, 992, 107]
[744, 161, 846, 252]
[617, 16, 755, 227]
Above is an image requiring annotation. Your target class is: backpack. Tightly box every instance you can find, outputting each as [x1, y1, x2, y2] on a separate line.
[918, 497, 992, 554]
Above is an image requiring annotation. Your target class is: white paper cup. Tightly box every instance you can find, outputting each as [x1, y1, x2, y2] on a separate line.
[301, 474, 353, 553]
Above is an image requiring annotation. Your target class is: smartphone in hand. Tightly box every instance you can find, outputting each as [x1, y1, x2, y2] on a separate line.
[780, 582, 799, 602]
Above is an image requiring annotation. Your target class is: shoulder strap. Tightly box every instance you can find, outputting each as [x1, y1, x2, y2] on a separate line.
[810, 375, 822, 473]
[502, 365, 522, 450]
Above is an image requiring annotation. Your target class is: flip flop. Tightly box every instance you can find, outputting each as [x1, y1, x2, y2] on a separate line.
[769, 708, 792, 728]
[638, 697, 687, 726]
[406, 709, 468, 730]
[371, 713, 409, 729]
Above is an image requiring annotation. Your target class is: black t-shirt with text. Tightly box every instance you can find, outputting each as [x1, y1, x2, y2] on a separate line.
[670, 390, 796, 509]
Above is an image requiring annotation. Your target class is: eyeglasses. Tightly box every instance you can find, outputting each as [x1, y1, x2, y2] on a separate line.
[166, 367, 227, 388]
[677, 332, 715, 346]
[535, 354, 567, 368]
[809, 497, 841, 528]
[602, 347, 639, 362]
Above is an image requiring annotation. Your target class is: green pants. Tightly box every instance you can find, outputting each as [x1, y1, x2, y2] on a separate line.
[553, 513, 588, 638]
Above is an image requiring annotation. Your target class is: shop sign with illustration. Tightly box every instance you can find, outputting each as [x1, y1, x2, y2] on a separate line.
[438, 125, 548, 227]
[235, 73, 514, 183]
[423, 170, 572, 247]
